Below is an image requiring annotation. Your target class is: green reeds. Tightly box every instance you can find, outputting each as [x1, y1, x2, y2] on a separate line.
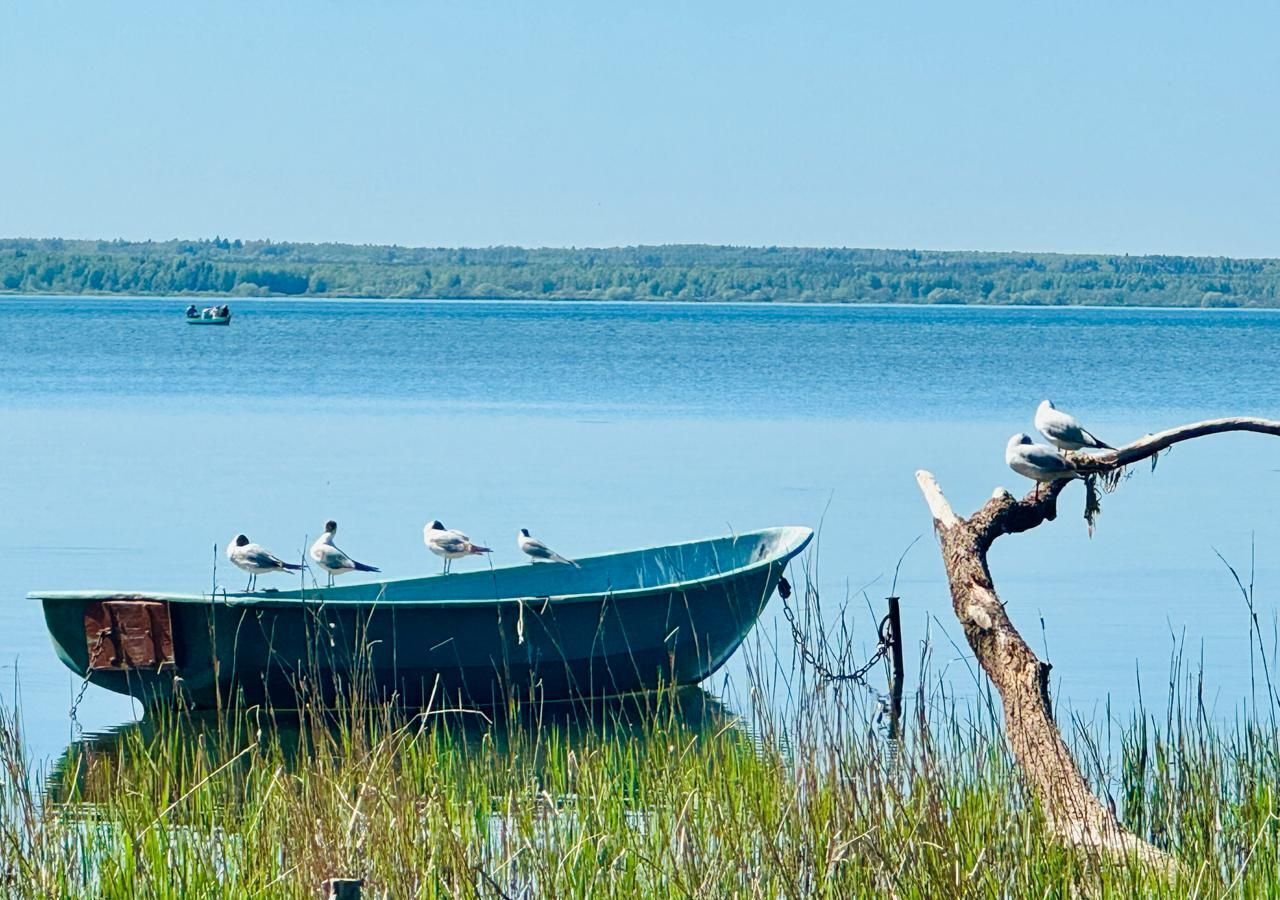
[2, 590, 1279, 896]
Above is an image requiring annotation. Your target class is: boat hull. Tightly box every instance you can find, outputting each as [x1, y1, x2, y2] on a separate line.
[186, 317, 230, 325]
[34, 527, 811, 709]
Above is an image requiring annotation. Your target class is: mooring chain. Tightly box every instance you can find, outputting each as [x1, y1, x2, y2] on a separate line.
[69, 630, 106, 736]
[68, 676, 91, 736]
[777, 575, 893, 689]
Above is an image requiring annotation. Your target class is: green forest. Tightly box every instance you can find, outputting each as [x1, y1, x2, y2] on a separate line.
[2, 237, 1278, 307]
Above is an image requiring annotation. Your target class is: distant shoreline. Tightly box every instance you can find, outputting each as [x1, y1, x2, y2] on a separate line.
[6, 292, 1280, 314]
[4, 238, 1278, 308]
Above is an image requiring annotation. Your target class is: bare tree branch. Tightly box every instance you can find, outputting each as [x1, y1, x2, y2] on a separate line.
[1075, 416, 1280, 472]
[912, 415, 1280, 872]
[915, 470, 961, 530]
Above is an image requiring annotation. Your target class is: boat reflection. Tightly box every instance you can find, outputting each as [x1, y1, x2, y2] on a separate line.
[47, 686, 740, 805]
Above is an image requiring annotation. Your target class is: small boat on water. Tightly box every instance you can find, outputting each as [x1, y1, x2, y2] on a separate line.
[185, 304, 232, 325]
[30, 526, 812, 709]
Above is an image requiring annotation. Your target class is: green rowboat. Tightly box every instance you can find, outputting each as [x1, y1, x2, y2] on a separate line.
[186, 315, 231, 325]
[30, 526, 812, 709]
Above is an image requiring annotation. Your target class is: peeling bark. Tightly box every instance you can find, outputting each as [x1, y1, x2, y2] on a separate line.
[915, 416, 1280, 870]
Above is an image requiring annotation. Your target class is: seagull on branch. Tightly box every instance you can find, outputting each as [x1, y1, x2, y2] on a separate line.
[1035, 400, 1113, 452]
[308, 520, 380, 587]
[518, 528, 580, 567]
[227, 534, 302, 591]
[423, 520, 491, 574]
[1006, 433, 1080, 496]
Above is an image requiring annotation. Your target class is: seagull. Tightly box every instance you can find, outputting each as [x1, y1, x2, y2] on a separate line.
[1006, 433, 1080, 497]
[308, 520, 380, 587]
[423, 520, 491, 574]
[518, 528, 580, 567]
[226, 534, 302, 591]
[1035, 400, 1113, 452]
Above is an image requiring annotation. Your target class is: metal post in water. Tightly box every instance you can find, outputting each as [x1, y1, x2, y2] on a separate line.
[886, 596, 904, 741]
[322, 878, 363, 900]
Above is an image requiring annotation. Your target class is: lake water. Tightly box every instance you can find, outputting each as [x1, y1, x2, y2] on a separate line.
[2, 297, 1279, 763]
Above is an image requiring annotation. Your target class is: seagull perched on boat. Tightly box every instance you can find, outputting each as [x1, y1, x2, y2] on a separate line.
[423, 520, 491, 574]
[1006, 433, 1080, 496]
[517, 528, 580, 568]
[1035, 400, 1113, 452]
[308, 520, 380, 587]
[226, 534, 302, 592]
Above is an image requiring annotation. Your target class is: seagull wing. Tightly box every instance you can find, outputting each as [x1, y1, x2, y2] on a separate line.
[243, 545, 291, 570]
[1049, 418, 1086, 447]
[1022, 444, 1076, 475]
[451, 529, 491, 554]
[522, 538, 555, 559]
[432, 533, 473, 554]
[318, 545, 356, 571]
[523, 537, 580, 567]
[1043, 408, 1112, 450]
[1076, 426, 1112, 450]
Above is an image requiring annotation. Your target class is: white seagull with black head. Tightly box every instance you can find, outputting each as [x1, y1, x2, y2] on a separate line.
[423, 520, 491, 574]
[227, 534, 302, 592]
[308, 520, 380, 587]
[517, 528, 580, 567]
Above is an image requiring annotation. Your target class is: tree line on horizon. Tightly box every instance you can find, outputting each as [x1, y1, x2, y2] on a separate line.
[1, 237, 1277, 307]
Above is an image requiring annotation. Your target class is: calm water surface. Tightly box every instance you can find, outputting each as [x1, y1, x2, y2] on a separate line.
[2, 297, 1279, 762]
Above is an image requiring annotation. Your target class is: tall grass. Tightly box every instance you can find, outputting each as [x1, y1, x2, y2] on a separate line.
[2, 597, 1278, 895]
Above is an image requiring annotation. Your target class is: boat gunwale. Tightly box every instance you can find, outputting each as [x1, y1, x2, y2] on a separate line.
[28, 526, 813, 609]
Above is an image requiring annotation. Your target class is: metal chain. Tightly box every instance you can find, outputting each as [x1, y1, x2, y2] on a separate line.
[69, 630, 106, 736]
[778, 575, 892, 688]
[68, 676, 91, 736]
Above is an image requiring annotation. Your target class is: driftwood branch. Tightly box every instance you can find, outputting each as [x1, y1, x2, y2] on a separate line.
[1082, 417, 1280, 471]
[916, 416, 1280, 870]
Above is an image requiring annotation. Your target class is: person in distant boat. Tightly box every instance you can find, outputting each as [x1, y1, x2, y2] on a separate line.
[185, 304, 198, 317]
[219, 304, 230, 318]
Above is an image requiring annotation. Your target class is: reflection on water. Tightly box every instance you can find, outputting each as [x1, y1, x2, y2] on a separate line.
[46, 686, 738, 806]
[36, 685, 802, 896]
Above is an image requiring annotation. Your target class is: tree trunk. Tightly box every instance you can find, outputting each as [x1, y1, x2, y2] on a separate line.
[914, 416, 1280, 869]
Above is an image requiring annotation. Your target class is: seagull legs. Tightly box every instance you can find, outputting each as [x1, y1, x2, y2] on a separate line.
[442, 558, 451, 575]
[244, 574, 254, 592]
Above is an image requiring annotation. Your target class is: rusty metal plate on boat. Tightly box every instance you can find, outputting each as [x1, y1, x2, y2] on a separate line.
[84, 600, 176, 671]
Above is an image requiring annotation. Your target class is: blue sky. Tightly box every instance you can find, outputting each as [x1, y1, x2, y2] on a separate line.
[1, 1, 1277, 256]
